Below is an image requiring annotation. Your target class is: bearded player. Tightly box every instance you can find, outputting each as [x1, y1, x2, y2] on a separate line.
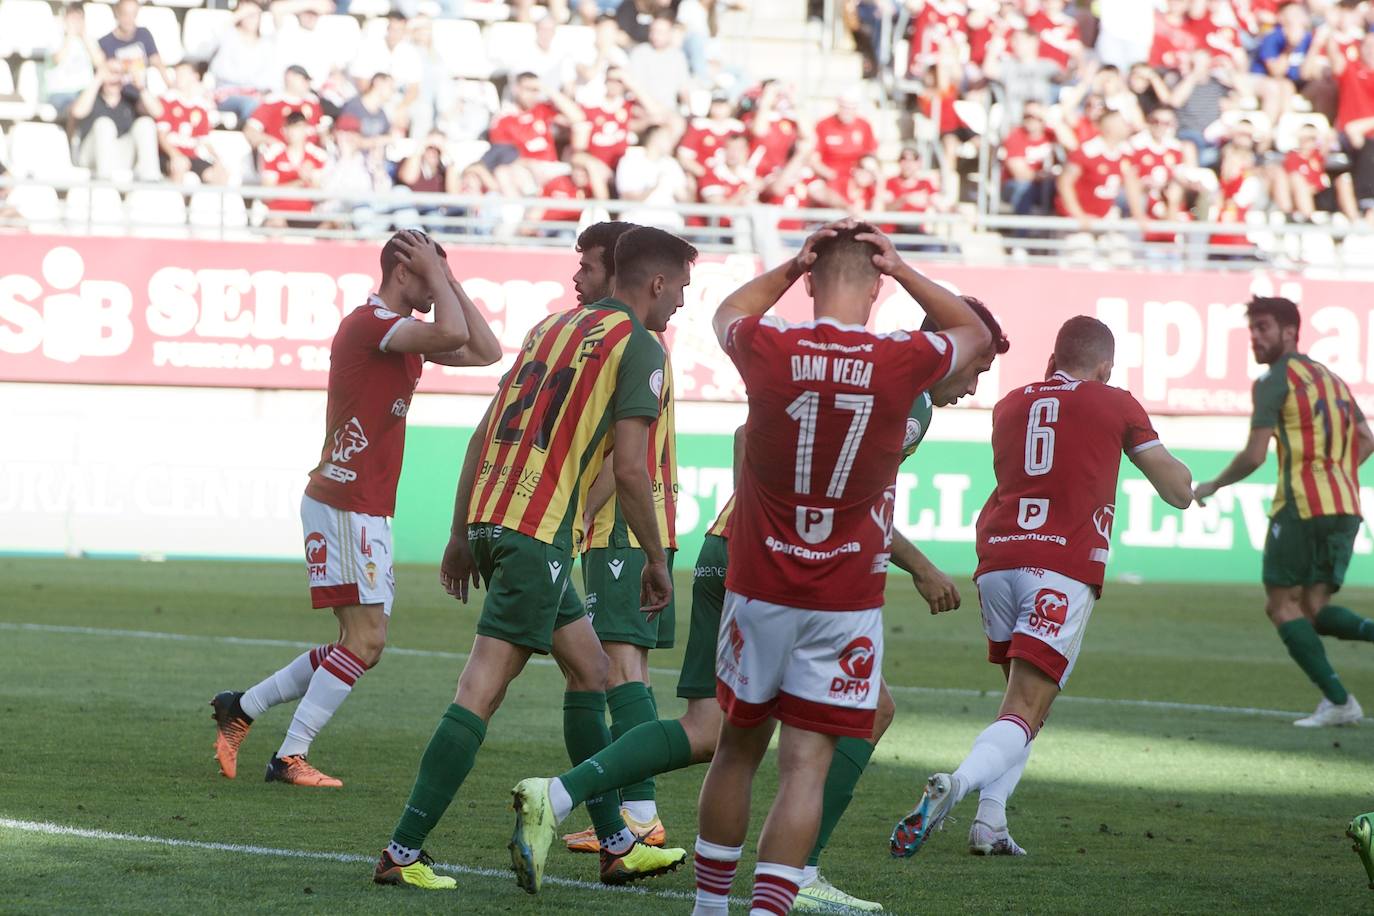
[890, 316, 1193, 859]
[209, 230, 502, 787]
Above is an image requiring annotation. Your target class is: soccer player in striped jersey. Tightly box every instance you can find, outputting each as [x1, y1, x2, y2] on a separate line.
[374, 225, 697, 893]
[209, 230, 502, 788]
[1195, 296, 1374, 727]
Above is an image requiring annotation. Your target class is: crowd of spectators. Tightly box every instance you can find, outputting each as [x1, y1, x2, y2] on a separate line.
[5, 0, 1374, 249]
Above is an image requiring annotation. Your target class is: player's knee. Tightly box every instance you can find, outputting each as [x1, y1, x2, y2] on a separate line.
[873, 689, 897, 740]
[564, 647, 609, 693]
[1265, 597, 1302, 626]
[680, 702, 722, 762]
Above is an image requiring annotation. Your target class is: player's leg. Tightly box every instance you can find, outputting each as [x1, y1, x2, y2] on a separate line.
[1263, 508, 1358, 724]
[693, 717, 777, 916]
[1306, 514, 1374, 646]
[970, 662, 1030, 856]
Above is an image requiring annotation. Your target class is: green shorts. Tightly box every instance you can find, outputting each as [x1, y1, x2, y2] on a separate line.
[470, 524, 586, 654]
[582, 544, 676, 649]
[1261, 503, 1361, 591]
[676, 534, 728, 700]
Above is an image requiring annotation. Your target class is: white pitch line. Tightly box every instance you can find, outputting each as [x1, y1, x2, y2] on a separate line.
[0, 621, 1356, 722]
[0, 817, 724, 904]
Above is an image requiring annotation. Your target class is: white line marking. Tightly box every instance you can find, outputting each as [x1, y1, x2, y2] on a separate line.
[0, 621, 1349, 722]
[0, 817, 717, 903]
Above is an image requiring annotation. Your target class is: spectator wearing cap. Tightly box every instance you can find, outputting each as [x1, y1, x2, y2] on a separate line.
[349, 12, 422, 133]
[260, 110, 329, 228]
[269, 0, 335, 96]
[245, 65, 323, 151]
[678, 93, 744, 183]
[208, 0, 277, 123]
[628, 15, 693, 111]
[1271, 122, 1360, 223]
[813, 89, 877, 196]
[99, 0, 166, 88]
[341, 74, 399, 152]
[71, 57, 162, 182]
[984, 30, 1063, 123]
[157, 61, 227, 185]
[47, 4, 103, 122]
[999, 102, 1057, 216]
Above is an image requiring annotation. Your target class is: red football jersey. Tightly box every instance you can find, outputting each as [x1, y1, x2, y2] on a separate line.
[723, 315, 954, 611]
[261, 141, 328, 212]
[305, 298, 423, 517]
[1337, 60, 1374, 131]
[814, 114, 877, 182]
[1131, 133, 1184, 192]
[489, 103, 559, 160]
[156, 93, 212, 155]
[906, 0, 968, 71]
[540, 174, 587, 222]
[885, 174, 938, 211]
[999, 127, 1055, 174]
[744, 111, 798, 178]
[1028, 9, 1081, 67]
[1285, 148, 1330, 191]
[975, 371, 1161, 592]
[1056, 136, 1127, 218]
[581, 100, 631, 167]
[247, 94, 323, 144]
[681, 117, 744, 168]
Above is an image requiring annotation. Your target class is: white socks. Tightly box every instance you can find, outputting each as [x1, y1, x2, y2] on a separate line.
[549, 777, 573, 823]
[976, 741, 1032, 828]
[951, 715, 1034, 805]
[692, 837, 742, 916]
[240, 644, 333, 720]
[277, 646, 367, 758]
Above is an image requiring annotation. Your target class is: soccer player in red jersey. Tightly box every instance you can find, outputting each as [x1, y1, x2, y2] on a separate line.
[689, 222, 995, 916]
[209, 231, 501, 788]
[891, 316, 1193, 859]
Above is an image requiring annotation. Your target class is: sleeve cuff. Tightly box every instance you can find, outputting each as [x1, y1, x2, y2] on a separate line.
[1128, 439, 1162, 456]
[378, 317, 411, 352]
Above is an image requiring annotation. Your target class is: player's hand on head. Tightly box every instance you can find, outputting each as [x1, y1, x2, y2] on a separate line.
[792, 220, 847, 273]
[913, 566, 961, 615]
[639, 558, 672, 619]
[852, 226, 902, 276]
[392, 229, 448, 281]
[439, 533, 480, 603]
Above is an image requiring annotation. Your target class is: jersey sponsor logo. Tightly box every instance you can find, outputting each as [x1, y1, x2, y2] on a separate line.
[766, 535, 861, 560]
[548, 559, 563, 583]
[1029, 588, 1069, 636]
[330, 416, 369, 463]
[305, 531, 328, 581]
[649, 368, 664, 399]
[320, 462, 357, 483]
[391, 398, 409, 418]
[693, 565, 728, 579]
[608, 558, 625, 580]
[1017, 497, 1050, 531]
[987, 532, 1066, 546]
[795, 505, 835, 544]
[831, 636, 876, 700]
[903, 417, 923, 451]
[585, 592, 598, 611]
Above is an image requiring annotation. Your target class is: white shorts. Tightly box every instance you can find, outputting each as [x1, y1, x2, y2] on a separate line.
[300, 493, 395, 616]
[715, 590, 884, 739]
[975, 567, 1096, 688]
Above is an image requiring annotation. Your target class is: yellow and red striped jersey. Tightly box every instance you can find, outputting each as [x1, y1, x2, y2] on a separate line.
[469, 299, 665, 548]
[1252, 353, 1364, 519]
[582, 343, 678, 551]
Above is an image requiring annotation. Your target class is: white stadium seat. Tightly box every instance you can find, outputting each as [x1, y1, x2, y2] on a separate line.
[205, 129, 254, 185]
[314, 14, 362, 70]
[483, 21, 535, 75]
[138, 5, 184, 64]
[5, 121, 74, 180]
[65, 185, 126, 233]
[550, 24, 593, 61]
[0, 0, 58, 57]
[83, 3, 116, 43]
[182, 8, 231, 61]
[188, 188, 249, 230]
[126, 187, 189, 235]
[434, 19, 491, 79]
[0, 60, 38, 122]
[8, 184, 62, 222]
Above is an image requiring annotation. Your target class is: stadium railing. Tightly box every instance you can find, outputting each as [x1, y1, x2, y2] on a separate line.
[4, 174, 1374, 273]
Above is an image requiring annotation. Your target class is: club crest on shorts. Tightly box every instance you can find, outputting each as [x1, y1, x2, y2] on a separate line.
[831, 636, 876, 700]
[728, 618, 745, 664]
[364, 561, 377, 588]
[1030, 588, 1069, 636]
[305, 532, 327, 582]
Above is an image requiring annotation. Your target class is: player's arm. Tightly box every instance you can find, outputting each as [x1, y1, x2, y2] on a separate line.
[1132, 443, 1194, 509]
[381, 231, 472, 355]
[1357, 421, 1374, 466]
[582, 451, 617, 531]
[712, 221, 845, 348]
[613, 417, 670, 616]
[732, 424, 745, 483]
[1194, 427, 1272, 504]
[439, 398, 497, 603]
[1057, 160, 1091, 227]
[890, 529, 961, 615]
[855, 227, 992, 372]
[424, 261, 503, 366]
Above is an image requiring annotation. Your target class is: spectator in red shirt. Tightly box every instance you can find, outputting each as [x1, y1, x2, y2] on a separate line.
[678, 93, 745, 183]
[697, 132, 763, 206]
[157, 61, 226, 185]
[1056, 109, 1147, 230]
[743, 80, 809, 180]
[1272, 123, 1359, 222]
[881, 145, 942, 220]
[524, 162, 597, 236]
[905, 0, 968, 77]
[574, 68, 661, 172]
[1025, 0, 1083, 68]
[813, 88, 878, 193]
[1150, 0, 1200, 72]
[244, 65, 322, 151]
[260, 111, 328, 228]
[1330, 32, 1374, 211]
[484, 71, 588, 195]
[1131, 105, 1195, 222]
[1000, 101, 1057, 215]
[1209, 141, 1263, 254]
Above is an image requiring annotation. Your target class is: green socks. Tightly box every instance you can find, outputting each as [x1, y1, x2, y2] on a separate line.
[559, 719, 694, 813]
[1314, 606, 1374, 642]
[391, 704, 486, 850]
[562, 690, 624, 839]
[608, 682, 660, 803]
[807, 736, 875, 867]
[1278, 619, 1349, 704]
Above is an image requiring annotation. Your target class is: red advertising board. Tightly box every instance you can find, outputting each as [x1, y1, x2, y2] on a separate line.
[4, 234, 1373, 415]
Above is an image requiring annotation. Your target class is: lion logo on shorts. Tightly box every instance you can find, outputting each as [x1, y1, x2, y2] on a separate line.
[331, 417, 370, 463]
[838, 637, 876, 680]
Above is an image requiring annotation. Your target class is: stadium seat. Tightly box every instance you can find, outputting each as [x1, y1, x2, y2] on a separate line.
[0, 0, 58, 57]
[205, 129, 254, 184]
[551, 24, 594, 60]
[83, 3, 116, 43]
[0, 60, 38, 122]
[314, 15, 362, 70]
[65, 185, 127, 233]
[7, 184, 62, 222]
[188, 188, 249, 231]
[182, 8, 231, 62]
[483, 21, 536, 76]
[126, 187, 189, 235]
[432, 19, 491, 78]
[5, 121, 74, 180]
[138, 5, 185, 64]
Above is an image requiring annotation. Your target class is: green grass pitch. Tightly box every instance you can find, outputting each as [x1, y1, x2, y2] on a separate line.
[1, 556, 1371, 913]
